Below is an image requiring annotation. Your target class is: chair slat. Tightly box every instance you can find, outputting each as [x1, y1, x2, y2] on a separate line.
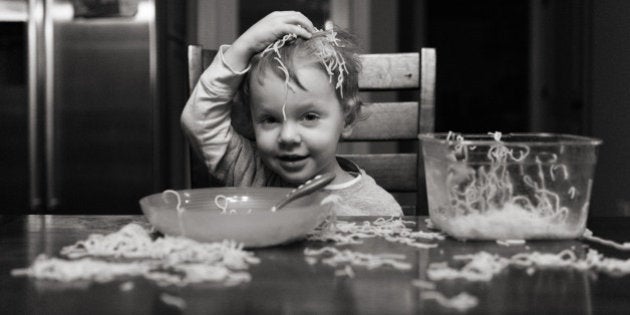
[344, 102, 418, 141]
[358, 53, 419, 90]
[339, 153, 418, 192]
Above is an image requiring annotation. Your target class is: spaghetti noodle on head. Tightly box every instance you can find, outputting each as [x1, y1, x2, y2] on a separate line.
[244, 26, 364, 127]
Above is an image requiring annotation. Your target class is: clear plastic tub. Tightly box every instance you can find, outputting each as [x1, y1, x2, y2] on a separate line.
[419, 133, 602, 240]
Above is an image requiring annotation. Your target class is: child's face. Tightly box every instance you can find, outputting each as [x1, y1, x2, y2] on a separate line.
[249, 59, 352, 185]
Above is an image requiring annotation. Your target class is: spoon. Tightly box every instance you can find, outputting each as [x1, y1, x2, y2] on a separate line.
[271, 173, 336, 212]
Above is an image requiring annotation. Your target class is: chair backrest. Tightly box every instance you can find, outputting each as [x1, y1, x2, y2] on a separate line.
[186, 45, 436, 215]
[338, 51, 436, 215]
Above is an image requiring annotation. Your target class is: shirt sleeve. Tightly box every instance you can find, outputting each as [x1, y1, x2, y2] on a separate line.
[180, 45, 254, 183]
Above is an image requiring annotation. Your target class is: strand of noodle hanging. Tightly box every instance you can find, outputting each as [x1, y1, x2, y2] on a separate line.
[316, 27, 348, 98]
[163, 190, 186, 235]
[582, 229, 630, 250]
[261, 33, 297, 121]
[260, 26, 349, 121]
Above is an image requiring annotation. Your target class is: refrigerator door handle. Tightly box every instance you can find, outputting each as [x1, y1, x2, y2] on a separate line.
[28, 0, 43, 210]
[44, 0, 57, 210]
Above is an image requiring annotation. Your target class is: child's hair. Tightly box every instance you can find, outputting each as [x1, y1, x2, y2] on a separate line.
[242, 27, 364, 126]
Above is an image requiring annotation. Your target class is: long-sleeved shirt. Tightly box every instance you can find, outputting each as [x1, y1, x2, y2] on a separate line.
[181, 45, 402, 216]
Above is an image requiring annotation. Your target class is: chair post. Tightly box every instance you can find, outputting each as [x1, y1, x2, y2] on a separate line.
[187, 45, 203, 95]
[420, 48, 436, 134]
[184, 45, 204, 188]
[417, 48, 437, 215]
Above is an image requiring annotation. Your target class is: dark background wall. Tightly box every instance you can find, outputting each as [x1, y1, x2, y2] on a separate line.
[591, 1, 630, 216]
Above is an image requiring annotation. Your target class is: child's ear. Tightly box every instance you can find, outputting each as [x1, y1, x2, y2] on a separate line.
[341, 120, 356, 139]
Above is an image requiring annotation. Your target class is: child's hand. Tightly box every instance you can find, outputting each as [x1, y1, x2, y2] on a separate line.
[225, 11, 315, 71]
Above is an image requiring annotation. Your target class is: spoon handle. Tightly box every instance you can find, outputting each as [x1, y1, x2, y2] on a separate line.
[271, 173, 336, 211]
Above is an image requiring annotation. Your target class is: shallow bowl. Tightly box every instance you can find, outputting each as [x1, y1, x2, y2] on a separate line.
[139, 187, 332, 247]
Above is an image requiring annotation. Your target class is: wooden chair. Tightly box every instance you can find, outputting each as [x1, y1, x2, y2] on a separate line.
[186, 45, 436, 215]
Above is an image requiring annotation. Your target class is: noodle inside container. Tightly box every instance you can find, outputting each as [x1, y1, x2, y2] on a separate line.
[419, 133, 602, 240]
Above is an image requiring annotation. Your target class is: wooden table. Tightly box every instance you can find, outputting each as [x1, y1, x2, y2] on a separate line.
[2, 215, 630, 314]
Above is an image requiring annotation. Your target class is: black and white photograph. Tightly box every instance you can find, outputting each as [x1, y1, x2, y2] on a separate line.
[1, 0, 630, 314]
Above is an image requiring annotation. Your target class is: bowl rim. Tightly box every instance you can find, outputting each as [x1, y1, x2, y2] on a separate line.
[139, 186, 294, 201]
[138, 186, 324, 212]
[418, 132, 603, 146]
[138, 187, 332, 247]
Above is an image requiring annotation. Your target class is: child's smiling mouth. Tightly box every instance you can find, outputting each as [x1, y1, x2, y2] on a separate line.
[276, 154, 310, 170]
[277, 154, 309, 162]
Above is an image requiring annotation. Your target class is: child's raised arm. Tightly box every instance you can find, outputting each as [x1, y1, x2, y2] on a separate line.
[182, 11, 316, 186]
[224, 11, 315, 71]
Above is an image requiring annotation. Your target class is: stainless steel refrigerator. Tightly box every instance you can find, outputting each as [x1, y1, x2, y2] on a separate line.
[0, 0, 185, 213]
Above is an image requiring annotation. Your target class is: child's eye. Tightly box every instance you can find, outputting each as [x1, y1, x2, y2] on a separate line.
[301, 113, 320, 123]
[258, 116, 279, 125]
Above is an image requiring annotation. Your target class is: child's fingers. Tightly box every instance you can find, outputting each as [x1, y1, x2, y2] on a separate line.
[285, 11, 316, 32]
[273, 11, 315, 33]
[254, 11, 315, 41]
[282, 24, 312, 39]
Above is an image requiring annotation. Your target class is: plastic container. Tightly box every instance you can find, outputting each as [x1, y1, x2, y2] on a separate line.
[419, 133, 602, 240]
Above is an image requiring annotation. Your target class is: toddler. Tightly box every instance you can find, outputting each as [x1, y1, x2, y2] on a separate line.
[182, 11, 402, 216]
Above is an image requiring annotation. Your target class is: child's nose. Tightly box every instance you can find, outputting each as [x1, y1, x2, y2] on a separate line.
[278, 121, 301, 144]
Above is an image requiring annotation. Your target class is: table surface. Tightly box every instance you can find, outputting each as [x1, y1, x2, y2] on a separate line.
[2, 215, 630, 315]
